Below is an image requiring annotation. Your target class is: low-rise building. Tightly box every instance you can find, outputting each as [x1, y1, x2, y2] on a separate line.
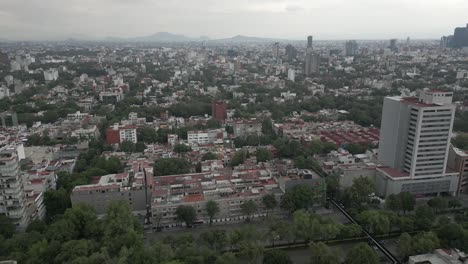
[232, 119, 262, 138]
[408, 248, 467, 264]
[71, 160, 153, 216]
[151, 166, 281, 228]
[72, 125, 100, 140]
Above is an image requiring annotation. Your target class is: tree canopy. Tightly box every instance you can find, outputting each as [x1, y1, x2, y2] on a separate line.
[154, 158, 191, 176]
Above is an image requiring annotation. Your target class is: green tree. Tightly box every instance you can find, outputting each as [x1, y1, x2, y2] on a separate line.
[256, 148, 273, 162]
[342, 176, 375, 208]
[345, 243, 379, 264]
[385, 194, 402, 212]
[137, 127, 158, 143]
[41, 110, 59, 123]
[54, 239, 93, 263]
[26, 219, 47, 234]
[43, 188, 72, 222]
[135, 141, 146, 152]
[262, 194, 277, 215]
[309, 242, 340, 264]
[414, 205, 435, 230]
[241, 200, 258, 221]
[398, 216, 415, 232]
[448, 198, 462, 209]
[0, 214, 15, 238]
[206, 200, 220, 226]
[150, 241, 174, 263]
[231, 149, 248, 167]
[399, 192, 416, 214]
[176, 205, 197, 227]
[205, 118, 222, 128]
[345, 143, 368, 155]
[397, 233, 413, 260]
[309, 140, 324, 155]
[200, 229, 228, 252]
[173, 144, 192, 154]
[262, 250, 292, 264]
[46, 219, 78, 242]
[120, 140, 136, 152]
[202, 152, 218, 161]
[357, 210, 390, 234]
[427, 197, 448, 213]
[437, 223, 465, 249]
[62, 204, 101, 240]
[280, 185, 318, 213]
[452, 133, 468, 149]
[268, 220, 295, 243]
[338, 224, 362, 238]
[412, 232, 440, 255]
[154, 158, 191, 176]
[225, 125, 234, 135]
[325, 172, 340, 197]
[237, 241, 264, 264]
[322, 142, 338, 154]
[293, 210, 322, 242]
[102, 202, 143, 255]
[215, 252, 237, 264]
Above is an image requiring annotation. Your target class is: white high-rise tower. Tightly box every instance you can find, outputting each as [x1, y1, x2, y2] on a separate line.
[376, 90, 459, 197]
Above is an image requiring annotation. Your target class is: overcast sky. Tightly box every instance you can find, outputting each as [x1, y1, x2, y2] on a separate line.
[1, 0, 467, 40]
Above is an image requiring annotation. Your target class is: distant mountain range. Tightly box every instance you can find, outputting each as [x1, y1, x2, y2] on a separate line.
[105, 32, 295, 43]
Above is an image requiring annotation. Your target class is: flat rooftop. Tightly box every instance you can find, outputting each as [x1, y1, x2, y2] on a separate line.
[377, 167, 409, 178]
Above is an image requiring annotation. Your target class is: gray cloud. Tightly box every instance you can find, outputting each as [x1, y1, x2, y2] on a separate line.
[0, 0, 467, 40]
[285, 5, 305, 12]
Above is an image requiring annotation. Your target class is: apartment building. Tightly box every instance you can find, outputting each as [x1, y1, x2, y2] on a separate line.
[151, 167, 281, 228]
[0, 145, 29, 229]
[187, 129, 225, 145]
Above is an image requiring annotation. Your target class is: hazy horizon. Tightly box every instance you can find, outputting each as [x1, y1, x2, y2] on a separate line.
[1, 0, 467, 41]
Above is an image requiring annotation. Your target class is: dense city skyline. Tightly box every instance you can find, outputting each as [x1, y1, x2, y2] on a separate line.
[1, 0, 468, 40]
[1, 1, 468, 263]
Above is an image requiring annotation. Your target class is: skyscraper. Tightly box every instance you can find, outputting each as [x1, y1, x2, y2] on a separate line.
[305, 36, 318, 76]
[345, 40, 358, 56]
[376, 90, 459, 197]
[453, 23, 468, 48]
[440, 35, 454, 48]
[272, 42, 280, 58]
[307, 36, 313, 51]
[285, 44, 297, 61]
[287, 68, 295, 82]
[389, 39, 398, 52]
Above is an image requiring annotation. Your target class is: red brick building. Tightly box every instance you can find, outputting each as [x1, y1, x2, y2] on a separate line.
[212, 101, 227, 121]
[106, 127, 120, 145]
